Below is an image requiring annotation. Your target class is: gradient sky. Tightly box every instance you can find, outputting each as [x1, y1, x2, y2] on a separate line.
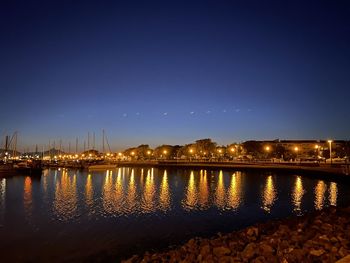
[1, 0, 350, 151]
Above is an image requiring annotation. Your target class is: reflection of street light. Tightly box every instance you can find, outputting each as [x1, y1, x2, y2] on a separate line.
[328, 140, 333, 164]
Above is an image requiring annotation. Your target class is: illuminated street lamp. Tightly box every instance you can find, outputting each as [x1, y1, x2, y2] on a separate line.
[294, 147, 299, 162]
[315, 145, 320, 158]
[328, 140, 333, 164]
[265, 146, 270, 152]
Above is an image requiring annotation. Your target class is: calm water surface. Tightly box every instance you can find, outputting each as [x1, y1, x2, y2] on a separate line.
[0, 167, 350, 262]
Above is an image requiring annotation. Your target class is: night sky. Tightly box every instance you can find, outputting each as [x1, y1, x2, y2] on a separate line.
[1, 1, 350, 150]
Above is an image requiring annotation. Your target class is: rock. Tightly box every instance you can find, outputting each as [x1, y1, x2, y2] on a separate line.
[318, 234, 330, 242]
[247, 227, 259, 237]
[321, 223, 333, 232]
[252, 256, 265, 263]
[241, 243, 257, 260]
[259, 243, 274, 255]
[336, 255, 350, 263]
[339, 247, 349, 257]
[309, 248, 325, 256]
[213, 246, 231, 257]
[331, 237, 339, 243]
[200, 244, 211, 257]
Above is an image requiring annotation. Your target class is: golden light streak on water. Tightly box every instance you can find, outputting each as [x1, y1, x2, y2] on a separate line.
[126, 169, 137, 212]
[24, 176, 32, 218]
[103, 170, 124, 215]
[314, 180, 326, 210]
[227, 172, 242, 210]
[159, 170, 170, 211]
[262, 175, 277, 212]
[85, 173, 94, 208]
[329, 182, 337, 206]
[215, 170, 226, 209]
[183, 171, 197, 210]
[198, 170, 209, 209]
[292, 176, 304, 213]
[54, 170, 77, 220]
[42, 169, 49, 194]
[142, 169, 156, 213]
[0, 178, 5, 222]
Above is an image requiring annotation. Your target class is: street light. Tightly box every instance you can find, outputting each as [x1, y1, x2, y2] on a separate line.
[294, 147, 299, 162]
[328, 140, 333, 164]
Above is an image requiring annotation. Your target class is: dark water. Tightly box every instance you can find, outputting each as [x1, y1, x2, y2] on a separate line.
[0, 167, 350, 262]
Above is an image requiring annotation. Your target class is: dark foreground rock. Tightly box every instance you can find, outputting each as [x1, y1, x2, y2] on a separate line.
[122, 206, 350, 263]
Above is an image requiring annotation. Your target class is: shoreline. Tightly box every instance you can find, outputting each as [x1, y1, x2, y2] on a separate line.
[114, 161, 350, 177]
[123, 206, 350, 263]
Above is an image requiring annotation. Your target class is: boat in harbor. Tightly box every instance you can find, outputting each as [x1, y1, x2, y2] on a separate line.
[0, 160, 43, 177]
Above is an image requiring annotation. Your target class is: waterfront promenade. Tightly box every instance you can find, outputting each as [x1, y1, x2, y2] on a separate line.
[115, 160, 350, 176]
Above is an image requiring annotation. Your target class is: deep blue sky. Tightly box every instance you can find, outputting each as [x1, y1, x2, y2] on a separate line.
[1, 0, 350, 151]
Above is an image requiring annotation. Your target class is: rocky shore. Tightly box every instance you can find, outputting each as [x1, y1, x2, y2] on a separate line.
[123, 206, 350, 263]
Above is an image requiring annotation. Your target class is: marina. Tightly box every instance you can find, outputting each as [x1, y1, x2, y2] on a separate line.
[0, 167, 350, 262]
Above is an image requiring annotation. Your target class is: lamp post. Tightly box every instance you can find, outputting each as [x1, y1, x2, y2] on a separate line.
[189, 148, 194, 161]
[328, 140, 333, 165]
[294, 147, 299, 163]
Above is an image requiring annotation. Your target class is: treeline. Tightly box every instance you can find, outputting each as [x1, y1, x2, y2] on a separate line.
[121, 139, 350, 160]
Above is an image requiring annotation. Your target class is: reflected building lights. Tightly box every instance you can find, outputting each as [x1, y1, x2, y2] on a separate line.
[198, 170, 209, 209]
[0, 178, 5, 222]
[85, 173, 94, 208]
[227, 172, 242, 210]
[142, 169, 156, 213]
[292, 176, 304, 213]
[24, 176, 32, 218]
[314, 180, 327, 210]
[159, 170, 170, 211]
[183, 171, 197, 210]
[126, 169, 137, 212]
[215, 170, 226, 209]
[262, 175, 277, 212]
[54, 170, 77, 220]
[42, 169, 49, 194]
[103, 169, 125, 214]
[329, 182, 337, 206]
